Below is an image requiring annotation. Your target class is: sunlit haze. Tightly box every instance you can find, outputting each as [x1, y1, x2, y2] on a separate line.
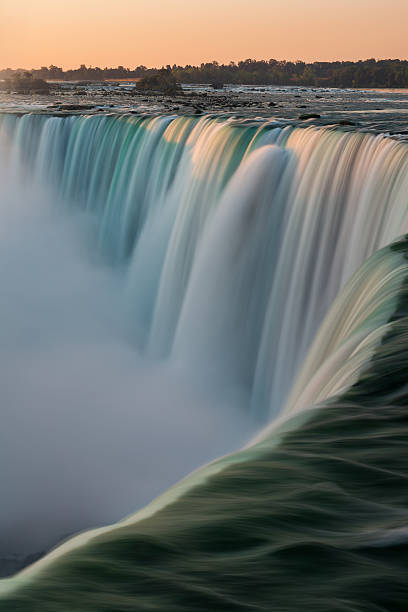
[1, 0, 408, 69]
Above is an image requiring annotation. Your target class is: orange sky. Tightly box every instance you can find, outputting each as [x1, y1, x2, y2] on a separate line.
[1, 0, 407, 69]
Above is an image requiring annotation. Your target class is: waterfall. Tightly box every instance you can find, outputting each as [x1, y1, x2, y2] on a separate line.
[3, 237, 408, 611]
[1, 112, 408, 610]
[2, 113, 408, 418]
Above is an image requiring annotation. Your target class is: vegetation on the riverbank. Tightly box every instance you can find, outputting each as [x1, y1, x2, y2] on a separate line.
[2, 59, 408, 88]
[0, 72, 50, 94]
[136, 69, 182, 94]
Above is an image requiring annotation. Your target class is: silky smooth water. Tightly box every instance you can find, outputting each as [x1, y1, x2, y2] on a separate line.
[3, 114, 408, 415]
[1, 113, 408, 610]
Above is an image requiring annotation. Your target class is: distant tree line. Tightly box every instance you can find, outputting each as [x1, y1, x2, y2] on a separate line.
[2, 59, 408, 88]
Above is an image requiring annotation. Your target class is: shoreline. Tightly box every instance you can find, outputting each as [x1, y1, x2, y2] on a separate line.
[0, 84, 408, 138]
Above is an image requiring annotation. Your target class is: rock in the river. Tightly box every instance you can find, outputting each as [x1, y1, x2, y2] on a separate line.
[299, 113, 321, 120]
[57, 104, 96, 111]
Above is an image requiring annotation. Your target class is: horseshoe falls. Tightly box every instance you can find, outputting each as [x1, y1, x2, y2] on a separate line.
[1, 113, 408, 611]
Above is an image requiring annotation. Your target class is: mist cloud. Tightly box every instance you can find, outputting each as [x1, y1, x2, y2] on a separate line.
[0, 162, 253, 556]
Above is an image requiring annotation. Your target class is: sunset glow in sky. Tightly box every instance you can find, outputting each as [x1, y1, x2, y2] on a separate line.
[1, 0, 408, 69]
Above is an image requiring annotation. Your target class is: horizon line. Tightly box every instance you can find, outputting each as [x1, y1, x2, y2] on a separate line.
[2, 56, 408, 72]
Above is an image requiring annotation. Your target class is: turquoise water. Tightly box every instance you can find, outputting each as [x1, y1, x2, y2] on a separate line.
[1, 113, 408, 609]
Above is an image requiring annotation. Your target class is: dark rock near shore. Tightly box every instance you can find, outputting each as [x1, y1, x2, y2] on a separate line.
[56, 104, 97, 111]
[299, 113, 321, 120]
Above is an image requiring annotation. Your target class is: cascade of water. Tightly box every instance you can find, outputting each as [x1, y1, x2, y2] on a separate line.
[252, 128, 408, 415]
[2, 113, 408, 610]
[172, 144, 294, 387]
[2, 113, 408, 420]
[3, 236, 408, 603]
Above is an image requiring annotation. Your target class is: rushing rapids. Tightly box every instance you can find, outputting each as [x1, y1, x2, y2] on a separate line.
[1, 112, 408, 610]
